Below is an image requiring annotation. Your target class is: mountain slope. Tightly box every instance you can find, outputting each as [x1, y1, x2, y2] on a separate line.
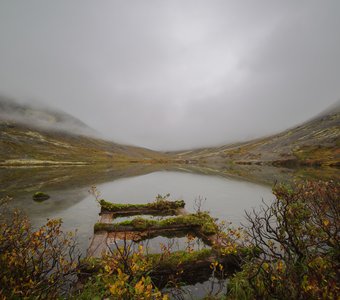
[175, 107, 340, 167]
[0, 98, 166, 165]
[0, 96, 96, 136]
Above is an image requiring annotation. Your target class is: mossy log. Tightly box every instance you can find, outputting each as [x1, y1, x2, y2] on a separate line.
[80, 248, 242, 288]
[99, 199, 185, 215]
[151, 252, 241, 288]
[94, 213, 218, 237]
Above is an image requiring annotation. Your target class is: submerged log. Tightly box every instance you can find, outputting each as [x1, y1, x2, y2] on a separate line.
[151, 253, 241, 288]
[80, 249, 242, 288]
[94, 222, 200, 233]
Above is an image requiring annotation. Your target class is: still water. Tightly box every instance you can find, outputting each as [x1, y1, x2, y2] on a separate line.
[5, 170, 274, 254]
[1, 164, 334, 298]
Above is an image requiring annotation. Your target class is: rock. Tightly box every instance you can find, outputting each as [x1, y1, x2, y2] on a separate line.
[33, 191, 50, 202]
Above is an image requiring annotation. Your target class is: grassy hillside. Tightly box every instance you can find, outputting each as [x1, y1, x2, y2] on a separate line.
[0, 121, 168, 165]
[0, 98, 167, 165]
[1, 97, 339, 169]
[175, 109, 340, 168]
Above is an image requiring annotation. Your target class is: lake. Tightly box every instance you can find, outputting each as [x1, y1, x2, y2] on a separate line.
[1, 163, 336, 298]
[1, 165, 275, 254]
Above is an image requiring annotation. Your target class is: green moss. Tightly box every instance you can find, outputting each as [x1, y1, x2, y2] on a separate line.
[148, 248, 213, 268]
[99, 198, 185, 212]
[71, 275, 108, 300]
[94, 212, 218, 236]
[93, 222, 120, 232]
[82, 248, 213, 274]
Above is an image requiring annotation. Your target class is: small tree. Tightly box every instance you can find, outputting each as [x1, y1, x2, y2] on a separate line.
[0, 197, 80, 299]
[228, 181, 339, 300]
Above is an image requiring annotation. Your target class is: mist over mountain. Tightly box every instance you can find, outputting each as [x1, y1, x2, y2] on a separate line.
[1, 1, 339, 150]
[0, 97, 165, 166]
[0, 95, 97, 137]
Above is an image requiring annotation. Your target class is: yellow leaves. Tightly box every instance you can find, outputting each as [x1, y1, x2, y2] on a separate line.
[276, 260, 284, 272]
[131, 252, 149, 274]
[34, 230, 42, 237]
[262, 260, 285, 275]
[109, 283, 117, 295]
[133, 276, 153, 298]
[104, 264, 111, 274]
[109, 272, 166, 299]
[135, 278, 145, 294]
[221, 241, 238, 255]
[146, 283, 153, 297]
[102, 246, 168, 300]
[262, 262, 269, 272]
[109, 280, 127, 297]
[108, 269, 130, 297]
[322, 219, 330, 227]
[117, 268, 129, 282]
[210, 261, 218, 270]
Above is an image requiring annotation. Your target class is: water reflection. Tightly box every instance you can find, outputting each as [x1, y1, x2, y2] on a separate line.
[1, 163, 336, 255]
[1, 163, 337, 298]
[108, 236, 209, 255]
[96, 171, 274, 224]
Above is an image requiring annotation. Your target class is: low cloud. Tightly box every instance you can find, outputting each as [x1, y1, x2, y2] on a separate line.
[0, 1, 339, 150]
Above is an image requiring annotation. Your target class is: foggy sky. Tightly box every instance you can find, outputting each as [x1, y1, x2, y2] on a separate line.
[0, 1, 339, 150]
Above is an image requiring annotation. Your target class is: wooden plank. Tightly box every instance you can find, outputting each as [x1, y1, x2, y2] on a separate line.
[87, 206, 192, 258]
[100, 213, 114, 223]
[87, 231, 109, 258]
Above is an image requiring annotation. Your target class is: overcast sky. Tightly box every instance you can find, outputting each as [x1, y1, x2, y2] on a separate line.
[0, 1, 339, 150]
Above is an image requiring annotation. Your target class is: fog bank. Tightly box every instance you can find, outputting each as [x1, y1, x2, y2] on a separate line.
[0, 1, 339, 150]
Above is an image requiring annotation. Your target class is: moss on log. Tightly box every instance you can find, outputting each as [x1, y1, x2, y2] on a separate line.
[99, 199, 185, 214]
[94, 212, 218, 236]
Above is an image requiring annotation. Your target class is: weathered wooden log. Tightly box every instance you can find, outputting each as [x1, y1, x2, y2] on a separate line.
[99, 199, 185, 215]
[151, 253, 241, 288]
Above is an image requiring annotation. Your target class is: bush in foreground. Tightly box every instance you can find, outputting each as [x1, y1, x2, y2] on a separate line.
[228, 181, 339, 299]
[76, 239, 169, 300]
[0, 197, 80, 299]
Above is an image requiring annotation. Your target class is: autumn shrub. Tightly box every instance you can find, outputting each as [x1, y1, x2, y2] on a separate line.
[77, 237, 169, 300]
[0, 197, 80, 299]
[227, 180, 340, 300]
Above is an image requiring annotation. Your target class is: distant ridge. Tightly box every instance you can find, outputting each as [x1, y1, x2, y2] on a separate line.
[175, 104, 340, 167]
[1, 96, 339, 167]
